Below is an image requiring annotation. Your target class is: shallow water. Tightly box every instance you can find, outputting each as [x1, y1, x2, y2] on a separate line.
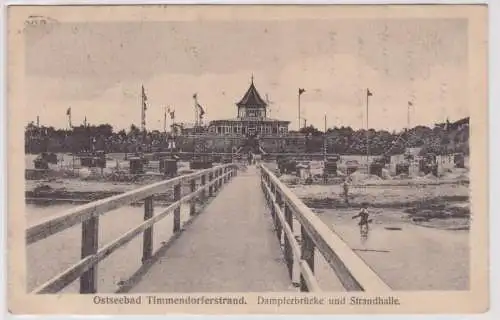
[26, 202, 193, 293]
[314, 208, 470, 290]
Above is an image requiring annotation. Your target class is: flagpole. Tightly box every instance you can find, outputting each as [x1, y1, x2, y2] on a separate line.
[164, 106, 167, 133]
[193, 94, 198, 128]
[407, 102, 411, 130]
[366, 89, 370, 166]
[141, 87, 144, 131]
[143, 95, 146, 132]
[324, 113, 327, 161]
[298, 91, 301, 130]
[192, 94, 197, 158]
[68, 107, 72, 129]
[298, 89, 305, 130]
[141, 87, 143, 131]
[171, 108, 175, 135]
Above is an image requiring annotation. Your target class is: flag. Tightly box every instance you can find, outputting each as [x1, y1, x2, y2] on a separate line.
[142, 85, 148, 111]
[170, 110, 175, 119]
[66, 107, 71, 115]
[197, 103, 205, 118]
[193, 93, 197, 99]
[367, 89, 373, 97]
[299, 88, 306, 95]
[408, 101, 413, 106]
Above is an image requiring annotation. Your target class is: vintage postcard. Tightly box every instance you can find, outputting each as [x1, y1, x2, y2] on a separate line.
[7, 4, 488, 315]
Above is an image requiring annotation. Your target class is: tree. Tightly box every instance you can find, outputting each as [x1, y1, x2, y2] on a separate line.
[299, 125, 322, 137]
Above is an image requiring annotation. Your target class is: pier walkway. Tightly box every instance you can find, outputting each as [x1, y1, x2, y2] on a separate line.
[129, 166, 294, 292]
[26, 163, 390, 294]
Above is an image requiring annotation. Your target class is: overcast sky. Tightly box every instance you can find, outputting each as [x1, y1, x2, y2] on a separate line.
[25, 17, 469, 131]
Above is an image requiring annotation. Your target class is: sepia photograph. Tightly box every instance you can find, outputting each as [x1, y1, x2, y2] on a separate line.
[7, 4, 488, 314]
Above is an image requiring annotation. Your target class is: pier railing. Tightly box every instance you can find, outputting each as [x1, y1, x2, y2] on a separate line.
[26, 164, 238, 294]
[259, 164, 391, 292]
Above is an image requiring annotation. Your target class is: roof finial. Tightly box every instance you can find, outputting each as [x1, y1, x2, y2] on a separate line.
[251, 73, 254, 84]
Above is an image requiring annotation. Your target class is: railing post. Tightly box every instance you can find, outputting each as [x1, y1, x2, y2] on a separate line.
[142, 196, 154, 263]
[80, 214, 99, 293]
[216, 169, 220, 190]
[213, 170, 218, 193]
[173, 183, 181, 233]
[284, 202, 294, 281]
[300, 225, 315, 292]
[190, 178, 196, 216]
[268, 182, 276, 223]
[275, 191, 283, 242]
[218, 168, 223, 188]
[209, 172, 213, 197]
[201, 174, 206, 202]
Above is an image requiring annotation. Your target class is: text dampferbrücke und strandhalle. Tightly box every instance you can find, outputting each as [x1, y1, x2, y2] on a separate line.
[257, 296, 400, 306]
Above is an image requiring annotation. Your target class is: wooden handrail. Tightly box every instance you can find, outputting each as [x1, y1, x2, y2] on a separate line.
[27, 164, 238, 294]
[27, 165, 233, 245]
[259, 164, 391, 292]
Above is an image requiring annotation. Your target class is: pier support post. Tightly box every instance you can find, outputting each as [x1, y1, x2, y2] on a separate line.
[300, 226, 315, 292]
[190, 179, 196, 216]
[142, 196, 154, 263]
[284, 203, 294, 281]
[201, 174, 206, 201]
[269, 183, 276, 224]
[80, 214, 99, 294]
[275, 191, 283, 243]
[218, 168, 222, 189]
[173, 183, 181, 233]
[214, 169, 219, 192]
[209, 172, 213, 197]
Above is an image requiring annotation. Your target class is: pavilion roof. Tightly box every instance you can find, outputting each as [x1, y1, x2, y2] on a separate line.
[236, 79, 268, 108]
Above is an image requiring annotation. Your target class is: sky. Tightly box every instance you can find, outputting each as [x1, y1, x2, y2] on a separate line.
[24, 17, 469, 131]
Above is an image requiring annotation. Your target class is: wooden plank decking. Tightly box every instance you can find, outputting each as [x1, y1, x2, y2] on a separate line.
[129, 166, 295, 293]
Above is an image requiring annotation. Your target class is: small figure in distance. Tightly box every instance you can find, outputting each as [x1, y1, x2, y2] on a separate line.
[342, 177, 350, 205]
[352, 203, 372, 238]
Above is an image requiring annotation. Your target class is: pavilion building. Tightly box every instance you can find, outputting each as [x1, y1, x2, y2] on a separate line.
[208, 78, 290, 137]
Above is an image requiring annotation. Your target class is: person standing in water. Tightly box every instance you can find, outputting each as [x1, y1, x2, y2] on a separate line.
[352, 203, 370, 235]
[342, 177, 350, 204]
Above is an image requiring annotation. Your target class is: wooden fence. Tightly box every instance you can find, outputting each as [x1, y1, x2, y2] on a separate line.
[259, 164, 391, 292]
[26, 164, 238, 294]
